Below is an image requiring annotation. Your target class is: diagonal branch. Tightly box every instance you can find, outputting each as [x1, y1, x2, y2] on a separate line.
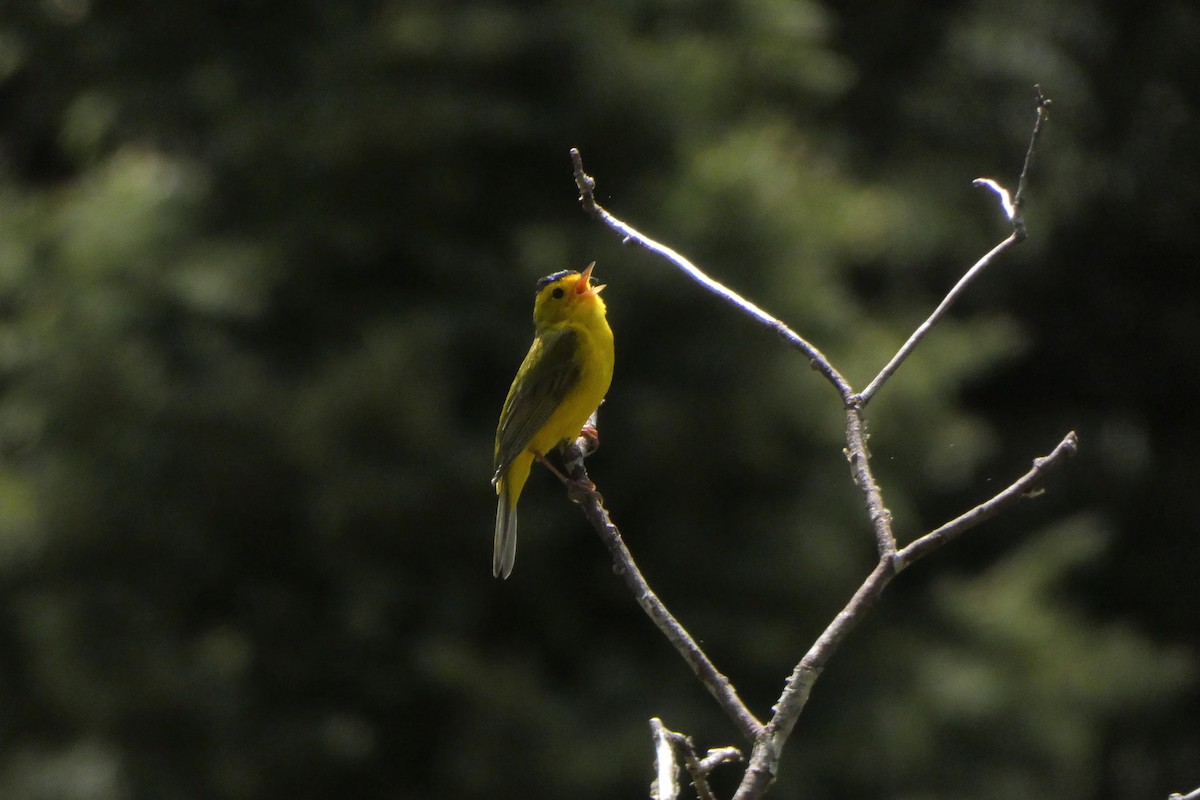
[563, 436, 764, 742]
[895, 430, 1079, 570]
[731, 430, 1077, 800]
[856, 85, 1052, 406]
[855, 231, 1018, 405]
[571, 148, 853, 402]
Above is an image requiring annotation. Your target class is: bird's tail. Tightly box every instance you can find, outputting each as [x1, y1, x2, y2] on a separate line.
[493, 479, 518, 579]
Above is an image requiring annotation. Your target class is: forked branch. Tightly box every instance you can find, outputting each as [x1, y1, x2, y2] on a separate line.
[728, 429, 1076, 800]
[856, 85, 1051, 405]
[562, 86, 1066, 800]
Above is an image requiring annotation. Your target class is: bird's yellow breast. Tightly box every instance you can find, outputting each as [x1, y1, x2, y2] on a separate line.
[529, 311, 613, 455]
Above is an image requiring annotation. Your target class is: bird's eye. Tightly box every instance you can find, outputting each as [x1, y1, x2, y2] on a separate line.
[551, 287, 565, 299]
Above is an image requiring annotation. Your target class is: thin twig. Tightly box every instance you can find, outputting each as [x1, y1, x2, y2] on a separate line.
[571, 148, 853, 402]
[856, 232, 1019, 405]
[895, 430, 1078, 571]
[1010, 84, 1053, 238]
[564, 436, 764, 741]
[698, 747, 744, 775]
[683, 745, 737, 800]
[856, 85, 1052, 406]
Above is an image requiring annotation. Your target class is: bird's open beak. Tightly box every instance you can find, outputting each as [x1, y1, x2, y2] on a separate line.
[577, 261, 605, 295]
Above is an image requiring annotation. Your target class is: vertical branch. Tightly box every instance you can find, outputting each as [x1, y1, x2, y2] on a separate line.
[845, 407, 897, 557]
[651, 718, 682, 800]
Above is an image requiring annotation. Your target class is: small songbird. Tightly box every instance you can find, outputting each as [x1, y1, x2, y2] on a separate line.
[492, 262, 615, 579]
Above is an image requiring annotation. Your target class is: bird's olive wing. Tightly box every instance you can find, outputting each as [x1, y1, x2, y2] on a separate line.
[493, 327, 582, 481]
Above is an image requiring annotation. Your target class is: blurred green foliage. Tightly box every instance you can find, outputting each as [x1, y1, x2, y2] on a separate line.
[0, 1, 1197, 798]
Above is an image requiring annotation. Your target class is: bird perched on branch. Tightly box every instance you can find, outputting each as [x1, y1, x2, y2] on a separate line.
[492, 262, 615, 579]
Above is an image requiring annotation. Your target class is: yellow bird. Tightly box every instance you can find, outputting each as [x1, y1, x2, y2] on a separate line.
[492, 262, 615, 579]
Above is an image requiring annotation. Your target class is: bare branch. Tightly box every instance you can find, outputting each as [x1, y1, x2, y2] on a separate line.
[567, 423, 1074, 800]
[732, 558, 892, 800]
[684, 747, 740, 800]
[564, 87, 1065, 800]
[563, 436, 765, 741]
[697, 747, 745, 775]
[896, 430, 1078, 570]
[651, 718, 681, 800]
[1010, 84, 1053, 238]
[856, 232, 1019, 405]
[1170, 787, 1200, 800]
[729, 431, 1076, 799]
[856, 85, 1053, 405]
[571, 148, 853, 402]
[650, 719, 743, 800]
[845, 407, 897, 557]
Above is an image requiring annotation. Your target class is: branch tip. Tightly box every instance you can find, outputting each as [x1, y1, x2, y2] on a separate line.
[860, 92, 1049, 404]
[699, 746, 745, 773]
[1010, 84, 1052, 234]
[1033, 83, 1052, 115]
[570, 147, 597, 212]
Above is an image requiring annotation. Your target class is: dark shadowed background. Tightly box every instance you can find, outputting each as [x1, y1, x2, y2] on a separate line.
[0, 1, 1197, 798]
